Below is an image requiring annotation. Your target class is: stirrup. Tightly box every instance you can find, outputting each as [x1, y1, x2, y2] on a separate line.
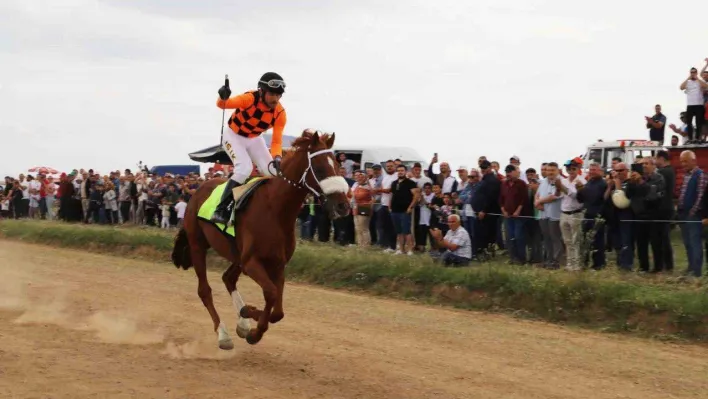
[211, 205, 232, 224]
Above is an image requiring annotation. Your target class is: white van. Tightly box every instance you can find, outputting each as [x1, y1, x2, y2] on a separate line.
[188, 134, 428, 172]
[332, 145, 428, 171]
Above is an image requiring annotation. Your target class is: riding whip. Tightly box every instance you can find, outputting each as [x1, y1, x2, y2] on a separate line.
[220, 74, 229, 143]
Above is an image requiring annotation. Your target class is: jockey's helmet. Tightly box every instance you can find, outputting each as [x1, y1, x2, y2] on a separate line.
[258, 72, 286, 94]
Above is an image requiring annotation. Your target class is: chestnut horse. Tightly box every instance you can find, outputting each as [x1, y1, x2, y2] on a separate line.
[171, 130, 351, 348]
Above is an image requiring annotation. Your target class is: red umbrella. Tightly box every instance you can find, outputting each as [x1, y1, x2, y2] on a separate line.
[28, 166, 60, 175]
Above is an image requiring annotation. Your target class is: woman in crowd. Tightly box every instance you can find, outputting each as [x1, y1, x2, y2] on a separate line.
[351, 171, 374, 247]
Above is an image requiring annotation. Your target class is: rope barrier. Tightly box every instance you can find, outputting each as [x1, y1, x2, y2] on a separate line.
[299, 200, 701, 224]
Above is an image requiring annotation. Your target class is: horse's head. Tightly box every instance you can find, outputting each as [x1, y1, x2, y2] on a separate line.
[280, 129, 351, 219]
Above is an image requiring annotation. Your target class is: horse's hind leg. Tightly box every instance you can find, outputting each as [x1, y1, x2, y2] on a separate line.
[222, 264, 251, 339]
[191, 245, 232, 350]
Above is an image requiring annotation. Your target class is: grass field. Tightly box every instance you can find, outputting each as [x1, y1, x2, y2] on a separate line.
[2, 219, 708, 342]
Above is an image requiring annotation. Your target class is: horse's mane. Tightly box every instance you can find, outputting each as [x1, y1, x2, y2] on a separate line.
[282, 130, 332, 161]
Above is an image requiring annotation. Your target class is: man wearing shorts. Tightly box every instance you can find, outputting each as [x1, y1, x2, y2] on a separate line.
[390, 165, 419, 255]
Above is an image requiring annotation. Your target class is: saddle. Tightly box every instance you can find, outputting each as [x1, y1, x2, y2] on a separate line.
[197, 176, 272, 237]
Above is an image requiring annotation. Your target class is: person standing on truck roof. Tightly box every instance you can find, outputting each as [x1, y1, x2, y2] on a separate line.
[679, 67, 708, 144]
[645, 104, 666, 144]
[211, 72, 287, 224]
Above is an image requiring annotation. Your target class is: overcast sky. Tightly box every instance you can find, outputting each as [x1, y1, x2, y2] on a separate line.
[2, 0, 706, 178]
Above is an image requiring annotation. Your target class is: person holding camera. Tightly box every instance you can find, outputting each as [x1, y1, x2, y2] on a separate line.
[604, 162, 635, 271]
[625, 157, 666, 273]
[680, 67, 708, 143]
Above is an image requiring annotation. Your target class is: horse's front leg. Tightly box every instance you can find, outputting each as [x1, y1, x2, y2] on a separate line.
[242, 260, 277, 345]
[222, 263, 251, 339]
[269, 267, 285, 324]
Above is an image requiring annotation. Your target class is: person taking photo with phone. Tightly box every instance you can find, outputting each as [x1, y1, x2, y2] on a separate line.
[680, 67, 708, 143]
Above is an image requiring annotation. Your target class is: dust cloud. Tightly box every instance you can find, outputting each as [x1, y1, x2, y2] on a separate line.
[0, 268, 165, 346]
[1, 266, 238, 359]
[162, 338, 238, 360]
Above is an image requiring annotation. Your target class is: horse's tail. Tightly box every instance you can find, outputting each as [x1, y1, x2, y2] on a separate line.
[171, 228, 193, 270]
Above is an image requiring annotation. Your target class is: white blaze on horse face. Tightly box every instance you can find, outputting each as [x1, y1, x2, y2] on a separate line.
[327, 157, 336, 174]
[319, 176, 350, 195]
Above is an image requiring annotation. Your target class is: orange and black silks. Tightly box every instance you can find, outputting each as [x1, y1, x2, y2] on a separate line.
[216, 90, 287, 157]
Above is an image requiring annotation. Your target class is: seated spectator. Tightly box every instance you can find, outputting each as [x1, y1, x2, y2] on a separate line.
[668, 112, 692, 145]
[429, 214, 472, 267]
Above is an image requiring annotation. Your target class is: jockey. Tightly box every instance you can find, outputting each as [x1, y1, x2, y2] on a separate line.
[210, 72, 287, 224]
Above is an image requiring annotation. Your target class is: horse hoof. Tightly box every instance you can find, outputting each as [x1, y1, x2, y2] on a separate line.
[239, 306, 250, 318]
[245, 331, 262, 345]
[219, 338, 234, 350]
[269, 312, 284, 324]
[236, 318, 251, 339]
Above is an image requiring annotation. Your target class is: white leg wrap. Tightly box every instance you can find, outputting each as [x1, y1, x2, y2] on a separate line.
[231, 291, 251, 339]
[217, 322, 234, 350]
[231, 290, 246, 312]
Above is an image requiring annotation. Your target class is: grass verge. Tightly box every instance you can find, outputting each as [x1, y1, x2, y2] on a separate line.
[2, 219, 708, 342]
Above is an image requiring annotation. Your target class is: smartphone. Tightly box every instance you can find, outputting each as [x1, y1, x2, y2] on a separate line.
[631, 163, 644, 174]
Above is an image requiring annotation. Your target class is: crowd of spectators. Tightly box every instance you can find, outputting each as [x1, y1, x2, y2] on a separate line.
[0, 148, 705, 278]
[3, 62, 708, 276]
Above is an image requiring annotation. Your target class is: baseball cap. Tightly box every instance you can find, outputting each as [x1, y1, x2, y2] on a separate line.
[510, 155, 520, 162]
[456, 165, 468, 171]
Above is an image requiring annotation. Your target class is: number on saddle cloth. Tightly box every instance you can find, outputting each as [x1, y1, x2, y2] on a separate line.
[197, 177, 272, 236]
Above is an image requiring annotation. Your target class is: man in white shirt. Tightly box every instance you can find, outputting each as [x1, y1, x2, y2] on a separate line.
[430, 214, 472, 266]
[376, 160, 399, 252]
[680, 67, 708, 143]
[174, 196, 188, 228]
[27, 175, 42, 219]
[559, 160, 587, 271]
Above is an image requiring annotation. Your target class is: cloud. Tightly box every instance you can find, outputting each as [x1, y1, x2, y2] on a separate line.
[1, 0, 706, 177]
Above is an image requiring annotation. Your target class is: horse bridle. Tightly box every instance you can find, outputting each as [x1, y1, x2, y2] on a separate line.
[269, 148, 336, 199]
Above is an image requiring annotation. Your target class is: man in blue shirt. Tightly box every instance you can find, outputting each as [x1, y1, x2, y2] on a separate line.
[678, 150, 706, 277]
[534, 162, 564, 269]
[645, 104, 667, 143]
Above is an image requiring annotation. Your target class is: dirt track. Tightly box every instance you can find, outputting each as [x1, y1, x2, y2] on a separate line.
[1, 241, 707, 399]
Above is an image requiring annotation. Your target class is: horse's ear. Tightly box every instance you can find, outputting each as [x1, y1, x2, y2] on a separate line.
[310, 131, 320, 148]
[326, 132, 335, 149]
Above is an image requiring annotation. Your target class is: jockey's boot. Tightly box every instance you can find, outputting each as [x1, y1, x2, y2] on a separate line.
[211, 179, 240, 225]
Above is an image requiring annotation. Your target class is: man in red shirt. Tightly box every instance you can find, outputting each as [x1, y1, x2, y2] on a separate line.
[499, 165, 529, 264]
